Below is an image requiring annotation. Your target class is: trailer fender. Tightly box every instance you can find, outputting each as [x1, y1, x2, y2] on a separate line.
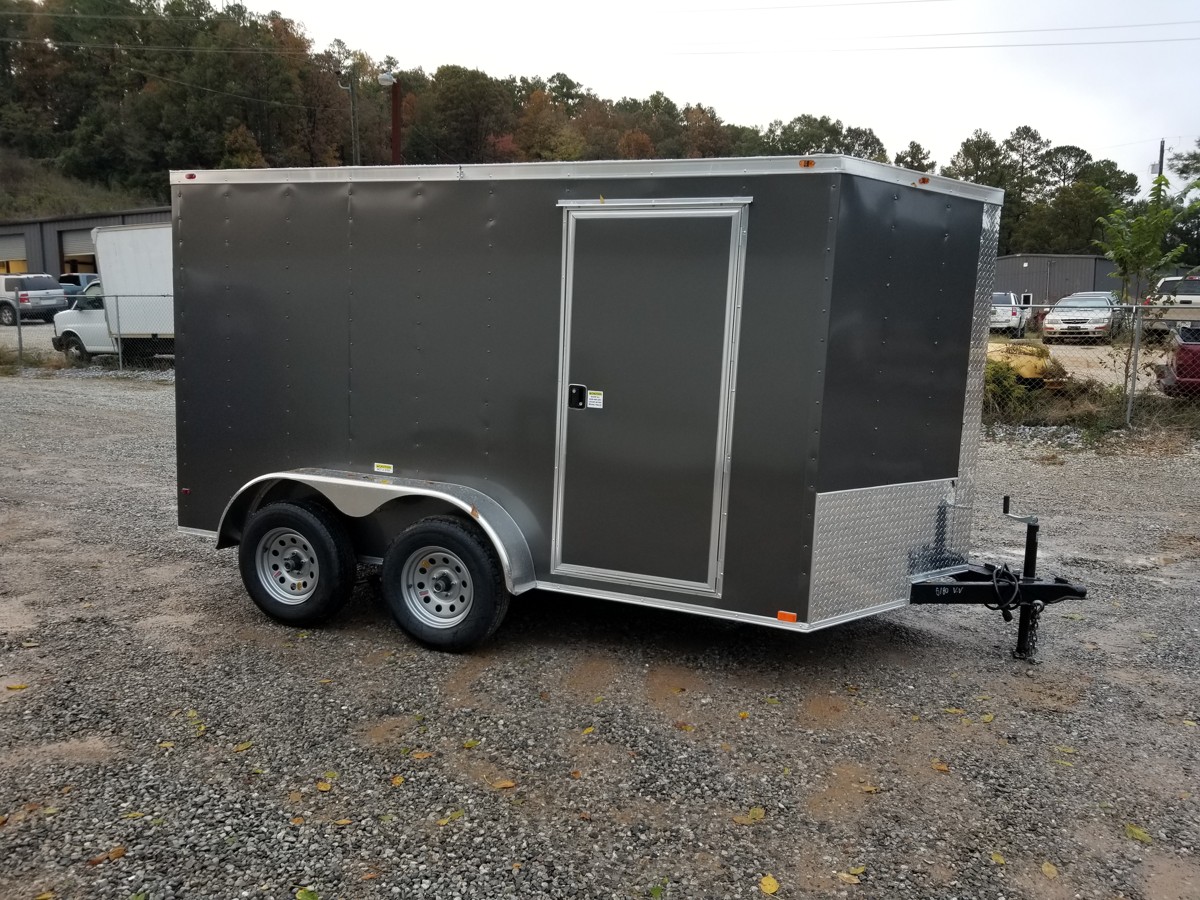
[217, 467, 536, 594]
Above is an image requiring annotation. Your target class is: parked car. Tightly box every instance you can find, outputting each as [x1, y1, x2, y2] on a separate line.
[1042, 293, 1124, 343]
[989, 291, 1029, 337]
[0, 273, 70, 325]
[58, 273, 101, 296]
[1157, 325, 1200, 398]
[1143, 275, 1200, 340]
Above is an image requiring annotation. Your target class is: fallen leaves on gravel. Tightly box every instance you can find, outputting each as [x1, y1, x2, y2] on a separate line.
[233, 741, 253, 753]
[837, 872, 861, 884]
[581, 726, 595, 735]
[491, 779, 517, 789]
[288, 791, 302, 802]
[462, 738, 481, 748]
[157, 741, 174, 749]
[759, 874, 779, 894]
[733, 806, 765, 825]
[295, 889, 319, 900]
[333, 818, 352, 826]
[290, 816, 304, 825]
[436, 809, 464, 826]
[315, 780, 332, 792]
[34, 892, 53, 900]
[120, 811, 144, 819]
[1125, 823, 1152, 843]
[980, 713, 995, 723]
[931, 759, 950, 773]
[86, 846, 126, 866]
[739, 711, 749, 719]
[570, 770, 582, 779]
[858, 784, 880, 794]
[1042, 861, 1059, 879]
[5, 683, 28, 691]
[674, 721, 695, 732]
[943, 707, 966, 715]
[322, 771, 339, 780]
[990, 852, 1006, 865]
[390, 775, 406, 786]
[411, 751, 433, 760]
[763, 697, 780, 706]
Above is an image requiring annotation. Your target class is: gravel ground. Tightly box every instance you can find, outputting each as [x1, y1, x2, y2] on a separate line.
[1, 371, 1197, 900]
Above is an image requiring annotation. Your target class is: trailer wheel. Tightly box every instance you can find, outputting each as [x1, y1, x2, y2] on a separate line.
[62, 334, 91, 364]
[238, 501, 356, 625]
[380, 516, 510, 652]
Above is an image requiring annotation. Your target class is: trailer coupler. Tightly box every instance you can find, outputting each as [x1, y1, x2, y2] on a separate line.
[909, 496, 1086, 660]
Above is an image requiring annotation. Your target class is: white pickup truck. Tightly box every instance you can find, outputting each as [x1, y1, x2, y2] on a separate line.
[52, 223, 172, 362]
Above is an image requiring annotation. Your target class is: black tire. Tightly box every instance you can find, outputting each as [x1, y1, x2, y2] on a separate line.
[62, 334, 91, 364]
[380, 516, 510, 652]
[238, 501, 356, 625]
[0, 303, 15, 327]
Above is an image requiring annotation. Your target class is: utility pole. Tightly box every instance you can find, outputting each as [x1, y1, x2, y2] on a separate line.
[1157, 138, 1165, 181]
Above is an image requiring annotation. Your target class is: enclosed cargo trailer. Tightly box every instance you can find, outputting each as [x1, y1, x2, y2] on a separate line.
[172, 156, 1083, 653]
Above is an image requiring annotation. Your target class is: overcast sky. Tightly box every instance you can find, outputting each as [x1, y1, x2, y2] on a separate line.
[250, 0, 1198, 190]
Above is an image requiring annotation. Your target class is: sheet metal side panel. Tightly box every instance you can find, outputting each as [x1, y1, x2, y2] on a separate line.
[949, 202, 1002, 554]
[806, 180, 986, 625]
[175, 182, 352, 530]
[176, 172, 834, 625]
[817, 179, 982, 491]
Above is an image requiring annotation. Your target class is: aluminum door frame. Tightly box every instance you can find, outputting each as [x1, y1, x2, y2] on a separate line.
[550, 197, 751, 596]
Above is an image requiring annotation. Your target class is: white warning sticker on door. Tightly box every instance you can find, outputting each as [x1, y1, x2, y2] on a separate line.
[586, 390, 604, 409]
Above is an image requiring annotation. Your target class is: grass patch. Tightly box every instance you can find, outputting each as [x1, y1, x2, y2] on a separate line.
[985, 358, 1200, 440]
[0, 346, 69, 374]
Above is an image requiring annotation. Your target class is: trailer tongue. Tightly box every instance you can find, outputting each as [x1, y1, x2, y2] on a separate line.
[909, 496, 1087, 660]
[171, 155, 1086, 655]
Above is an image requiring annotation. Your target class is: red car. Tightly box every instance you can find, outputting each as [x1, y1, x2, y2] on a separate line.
[1158, 325, 1200, 398]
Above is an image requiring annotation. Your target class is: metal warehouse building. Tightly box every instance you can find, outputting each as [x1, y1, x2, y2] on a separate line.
[995, 254, 1118, 304]
[0, 207, 169, 276]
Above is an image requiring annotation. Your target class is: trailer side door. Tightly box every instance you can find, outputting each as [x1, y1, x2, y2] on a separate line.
[551, 199, 749, 596]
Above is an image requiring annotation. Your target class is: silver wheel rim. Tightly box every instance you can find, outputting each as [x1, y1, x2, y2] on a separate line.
[255, 527, 320, 605]
[400, 545, 473, 629]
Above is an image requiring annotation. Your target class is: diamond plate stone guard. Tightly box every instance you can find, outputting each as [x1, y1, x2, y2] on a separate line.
[808, 479, 959, 625]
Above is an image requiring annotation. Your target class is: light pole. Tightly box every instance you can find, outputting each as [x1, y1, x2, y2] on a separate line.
[338, 65, 362, 166]
[378, 72, 402, 165]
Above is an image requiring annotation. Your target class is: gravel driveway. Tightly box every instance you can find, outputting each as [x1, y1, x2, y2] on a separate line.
[1, 372, 1197, 900]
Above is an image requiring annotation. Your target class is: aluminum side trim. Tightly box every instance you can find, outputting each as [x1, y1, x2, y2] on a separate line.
[533, 581, 909, 633]
[177, 527, 217, 539]
[171, 157, 1003, 203]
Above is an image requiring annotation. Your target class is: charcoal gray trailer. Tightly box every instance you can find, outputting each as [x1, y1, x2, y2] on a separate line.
[172, 156, 1083, 653]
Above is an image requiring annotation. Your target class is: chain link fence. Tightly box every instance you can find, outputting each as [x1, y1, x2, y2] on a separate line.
[0, 293, 174, 372]
[4, 293, 1198, 435]
[985, 304, 1200, 434]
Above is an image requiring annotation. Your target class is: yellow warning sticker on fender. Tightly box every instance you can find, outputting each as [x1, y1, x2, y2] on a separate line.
[586, 391, 604, 409]
[374, 462, 394, 474]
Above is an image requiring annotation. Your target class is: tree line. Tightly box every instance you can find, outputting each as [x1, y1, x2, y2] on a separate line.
[1, 0, 1197, 262]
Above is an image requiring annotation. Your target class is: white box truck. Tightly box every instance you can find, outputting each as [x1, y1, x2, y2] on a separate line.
[52, 222, 173, 363]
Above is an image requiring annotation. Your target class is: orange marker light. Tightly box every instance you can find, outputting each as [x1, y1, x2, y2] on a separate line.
[798, 160, 816, 169]
[777, 611, 798, 623]
[918, 176, 930, 184]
